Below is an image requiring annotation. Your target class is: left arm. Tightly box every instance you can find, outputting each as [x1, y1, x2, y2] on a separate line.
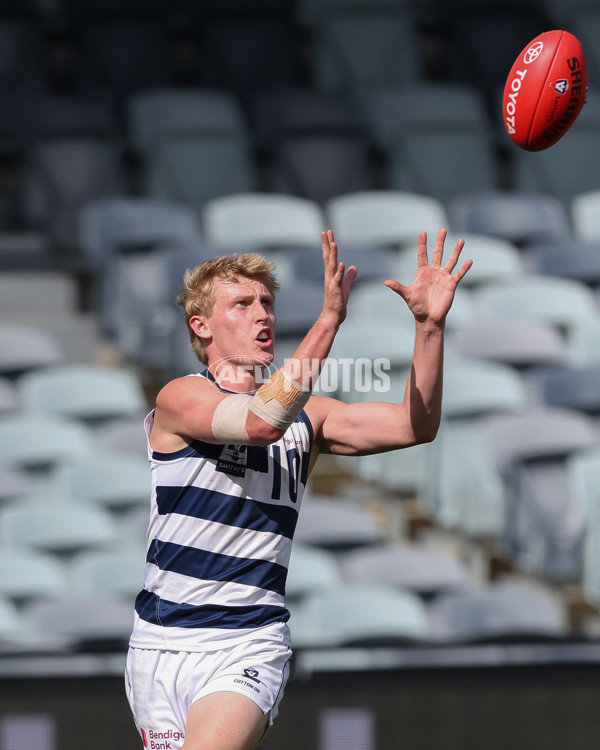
[306, 228, 472, 456]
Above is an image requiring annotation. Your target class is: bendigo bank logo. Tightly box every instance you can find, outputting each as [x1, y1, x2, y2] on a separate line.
[140, 727, 185, 749]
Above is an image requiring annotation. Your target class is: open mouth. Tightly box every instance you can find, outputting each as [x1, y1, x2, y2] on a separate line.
[256, 329, 272, 345]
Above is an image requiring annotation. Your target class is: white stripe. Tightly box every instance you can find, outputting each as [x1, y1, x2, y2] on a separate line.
[149, 565, 285, 609]
[154, 514, 293, 566]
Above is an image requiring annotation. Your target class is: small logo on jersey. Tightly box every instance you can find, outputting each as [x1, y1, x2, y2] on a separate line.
[243, 667, 260, 683]
[554, 78, 569, 94]
[217, 444, 247, 477]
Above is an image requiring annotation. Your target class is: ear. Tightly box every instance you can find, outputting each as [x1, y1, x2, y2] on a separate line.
[189, 315, 212, 345]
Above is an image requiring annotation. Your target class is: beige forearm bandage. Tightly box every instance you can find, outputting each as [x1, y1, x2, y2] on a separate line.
[211, 394, 251, 443]
[211, 368, 312, 443]
[248, 368, 311, 430]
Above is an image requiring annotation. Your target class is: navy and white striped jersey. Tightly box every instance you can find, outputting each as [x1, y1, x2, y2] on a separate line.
[129, 371, 314, 651]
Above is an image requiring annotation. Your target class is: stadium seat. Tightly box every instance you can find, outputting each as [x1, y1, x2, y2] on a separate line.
[571, 189, 600, 243]
[568, 448, 600, 608]
[127, 88, 248, 154]
[428, 579, 568, 643]
[527, 240, 600, 287]
[448, 190, 572, 247]
[393, 232, 525, 289]
[94, 416, 149, 458]
[49, 450, 151, 511]
[202, 193, 325, 250]
[0, 499, 120, 556]
[293, 495, 386, 552]
[68, 545, 147, 600]
[144, 134, 258, 210]
[472, 276, 599, 334]
[311, 5, 422, 94]
[566, 315, 600, 367]
[21, 137, 127, 251]
[528, 365, 600, 416]
[18, 364, 148, 425]
[0, 413, 95, 473]
[289, 583, 430, 648]
[480, 408, 599, 580]
[0, 376, 19, 415]
[338, 542, 476, 599]
[325, 190, 449, 249]
[285, 543, 343, 601]
[447, 319, 568, 369]
[0, 548, 69, 603]
[363, 83, 500, 203]
[22, 594, 135, 652]
[248, 88, 376, 205]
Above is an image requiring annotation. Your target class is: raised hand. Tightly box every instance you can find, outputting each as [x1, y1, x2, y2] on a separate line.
[384, 229, 472, 325]
[321, 229, 358, 326]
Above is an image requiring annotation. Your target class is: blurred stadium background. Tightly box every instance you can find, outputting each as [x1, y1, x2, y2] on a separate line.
[2, 0, 600, 748]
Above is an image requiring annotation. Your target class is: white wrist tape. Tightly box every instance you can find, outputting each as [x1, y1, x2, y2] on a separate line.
[210, 368, 312, 443]
[248, 368, 311, 430]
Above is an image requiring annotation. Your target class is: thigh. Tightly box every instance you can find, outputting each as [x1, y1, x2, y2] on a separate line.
[182, 691, 268, 750]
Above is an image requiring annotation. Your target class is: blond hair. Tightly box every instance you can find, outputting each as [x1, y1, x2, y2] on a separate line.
[177, 253, 280, 364]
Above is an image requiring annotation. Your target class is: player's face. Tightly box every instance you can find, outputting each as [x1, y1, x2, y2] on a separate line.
[204, 276, 276, 368]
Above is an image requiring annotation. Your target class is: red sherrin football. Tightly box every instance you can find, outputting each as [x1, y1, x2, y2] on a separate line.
[503, 29, 587, 151]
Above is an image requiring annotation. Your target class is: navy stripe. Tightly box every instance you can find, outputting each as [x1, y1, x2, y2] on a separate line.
[156, 485, 299, 539]
[135, 589, 289, 630]
[148, 539, 288, 596]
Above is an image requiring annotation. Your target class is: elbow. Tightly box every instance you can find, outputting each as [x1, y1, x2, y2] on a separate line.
[412, 418, 441, 445]
[246, 412, 286, 445]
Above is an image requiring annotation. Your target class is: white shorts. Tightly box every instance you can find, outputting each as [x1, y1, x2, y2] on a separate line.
[124, 634, 293, 749]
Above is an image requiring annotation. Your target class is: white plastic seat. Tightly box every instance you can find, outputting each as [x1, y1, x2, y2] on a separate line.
[0, 414, 95, 472]
[202, 193, 325, 249]
[325, 190, 448, 248]
[290, 583, 430, 648]
[0, 499, 120, 555]
[18, 364, 148, 424]
[50, 450, 151, 510]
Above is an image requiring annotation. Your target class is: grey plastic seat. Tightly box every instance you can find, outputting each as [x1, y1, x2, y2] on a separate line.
[50, 450, 151, 511]
[0, 549, 69, 603]
[95, 416, 149, 458]
[364, 84, 499, 203]
[530, 365, 600, 416]
[0, 414, 95, 472]
[128, 88, 248, 154]
[18, 364, 148, 424]
[339, 542, 475, 599]
[79, 196, 201, 272]
[572, 189, 600, 242]
[202, 193, 325, 249]
[313, 7, 422, 94]
[429, 579, 568, 643]
[293, 495, 386, 552]
[21, 137, 127, 250]
[22, 594, 135, 652]
[285, 543, 343, 600]
[568, 448, 600, 607]
[566, 314, 600, 367]
[290, 583, 430, 648]
[68, 545, 148, 599]
[472, 276, 598, 333]
[325, 190, 449, 248]
[447, 319, 568, 369]
[394, 232, 524, 289]
[145, 134, 257, 209]
[0, 498, 120, 555]
[527, 241, 600, 286]
[448, 190, 572, 247]
[480, 408, 599, 580]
